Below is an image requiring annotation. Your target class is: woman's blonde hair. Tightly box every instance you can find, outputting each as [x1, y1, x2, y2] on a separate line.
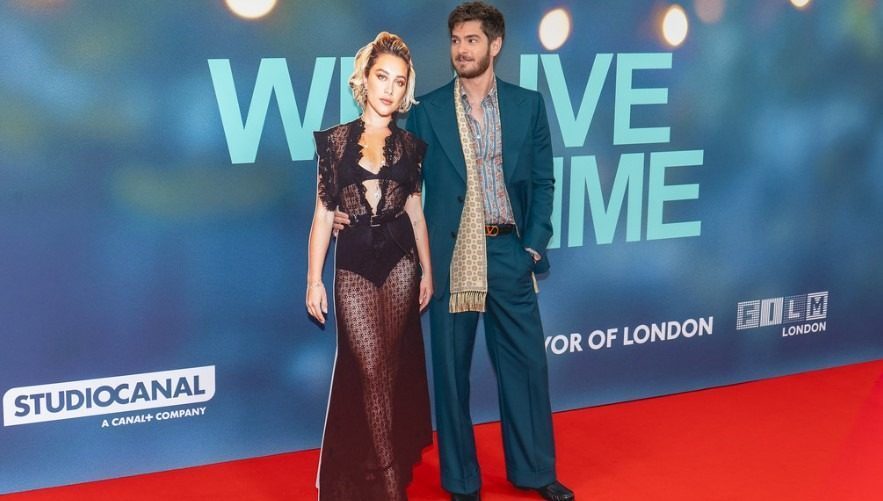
[348, 32, 417, 113]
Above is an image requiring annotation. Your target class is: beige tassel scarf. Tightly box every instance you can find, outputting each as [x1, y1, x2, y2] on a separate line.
[449, 78, 488, 313]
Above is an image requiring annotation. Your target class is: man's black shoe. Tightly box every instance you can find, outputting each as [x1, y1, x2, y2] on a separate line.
[450, 491, 480, 501]
[519, 480, 574, 501]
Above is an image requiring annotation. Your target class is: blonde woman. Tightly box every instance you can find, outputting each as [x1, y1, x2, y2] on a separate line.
[306, 32, 432, 500]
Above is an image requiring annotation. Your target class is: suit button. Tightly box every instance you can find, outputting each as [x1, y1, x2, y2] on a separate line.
[457, 195, 464, 203]
[450, 231, 457, 239]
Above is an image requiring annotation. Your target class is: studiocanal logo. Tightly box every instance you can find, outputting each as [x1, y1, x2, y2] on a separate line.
[2, 366, 215, 427]
[736, 292, 829, 337]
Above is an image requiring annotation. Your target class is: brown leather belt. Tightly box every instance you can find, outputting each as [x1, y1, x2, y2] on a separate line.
[485, 224, 515, 237]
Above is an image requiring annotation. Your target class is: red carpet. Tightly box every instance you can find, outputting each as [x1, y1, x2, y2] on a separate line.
[6, 360, 883, 500]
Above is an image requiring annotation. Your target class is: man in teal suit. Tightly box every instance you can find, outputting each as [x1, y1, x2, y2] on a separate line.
[405, 3, 573, 500]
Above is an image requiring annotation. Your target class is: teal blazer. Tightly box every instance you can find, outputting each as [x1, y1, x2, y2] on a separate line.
[405, 78, 555, 297]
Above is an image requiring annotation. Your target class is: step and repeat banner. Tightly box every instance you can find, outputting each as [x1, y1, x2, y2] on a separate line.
[2, 0, 882, 494]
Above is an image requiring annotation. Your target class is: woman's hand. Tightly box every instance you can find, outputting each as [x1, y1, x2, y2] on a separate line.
[306, 282, 328, 324]
[418, 274, 433, 312]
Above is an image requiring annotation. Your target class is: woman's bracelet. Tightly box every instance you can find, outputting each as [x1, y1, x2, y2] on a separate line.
[307, 282, 324, 289]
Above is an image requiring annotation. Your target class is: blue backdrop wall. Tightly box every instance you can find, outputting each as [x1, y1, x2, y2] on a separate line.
[2, 0, 883, 494]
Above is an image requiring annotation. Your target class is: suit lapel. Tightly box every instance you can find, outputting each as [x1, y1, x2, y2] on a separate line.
[425, 82, 466, 182]
[424, 79, 528, 184]
[497, 79, 526, 183]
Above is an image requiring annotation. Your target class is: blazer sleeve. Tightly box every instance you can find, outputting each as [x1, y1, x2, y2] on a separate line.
[521, 93, 555, 259]
[405, 105, 422, 140]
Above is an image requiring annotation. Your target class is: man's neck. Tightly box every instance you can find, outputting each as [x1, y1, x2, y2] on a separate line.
[459, 69, 496, 103]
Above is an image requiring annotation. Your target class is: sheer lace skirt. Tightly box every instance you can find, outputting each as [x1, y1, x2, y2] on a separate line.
[318, 251, 432, 501]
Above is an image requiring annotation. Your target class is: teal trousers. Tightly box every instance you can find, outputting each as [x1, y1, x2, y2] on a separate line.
[430, 233, 556, 494]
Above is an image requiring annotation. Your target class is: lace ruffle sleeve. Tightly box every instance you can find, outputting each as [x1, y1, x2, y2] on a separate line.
[313, 129, 338, 210]
[409, 134, 427, 195]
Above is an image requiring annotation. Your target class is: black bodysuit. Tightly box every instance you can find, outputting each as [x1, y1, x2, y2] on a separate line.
[313, 119, 431, 500]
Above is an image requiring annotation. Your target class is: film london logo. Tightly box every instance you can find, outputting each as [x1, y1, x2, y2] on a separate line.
[736, 292, 829, 337]
[2, 366, 215, 427]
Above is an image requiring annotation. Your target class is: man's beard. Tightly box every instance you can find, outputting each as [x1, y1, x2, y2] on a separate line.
[454, 51, 491, 79]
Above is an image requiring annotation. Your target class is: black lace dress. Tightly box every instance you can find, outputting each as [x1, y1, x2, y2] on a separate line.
[313, 119, 431, 500]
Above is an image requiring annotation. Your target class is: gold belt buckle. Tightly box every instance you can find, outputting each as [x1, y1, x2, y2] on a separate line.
[485, 225, 499, 237]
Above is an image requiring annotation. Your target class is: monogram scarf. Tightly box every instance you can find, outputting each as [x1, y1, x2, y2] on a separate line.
[449, 78, 488, 313]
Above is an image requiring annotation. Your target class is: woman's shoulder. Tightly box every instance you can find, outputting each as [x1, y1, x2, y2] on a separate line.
[315, 119, 360, 143]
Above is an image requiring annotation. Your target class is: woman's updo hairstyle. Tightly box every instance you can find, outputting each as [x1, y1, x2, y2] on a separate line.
[348, 31, 418, 113]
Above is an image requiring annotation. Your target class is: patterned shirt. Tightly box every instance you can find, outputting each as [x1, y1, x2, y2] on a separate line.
[460, 81, 515, 225]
